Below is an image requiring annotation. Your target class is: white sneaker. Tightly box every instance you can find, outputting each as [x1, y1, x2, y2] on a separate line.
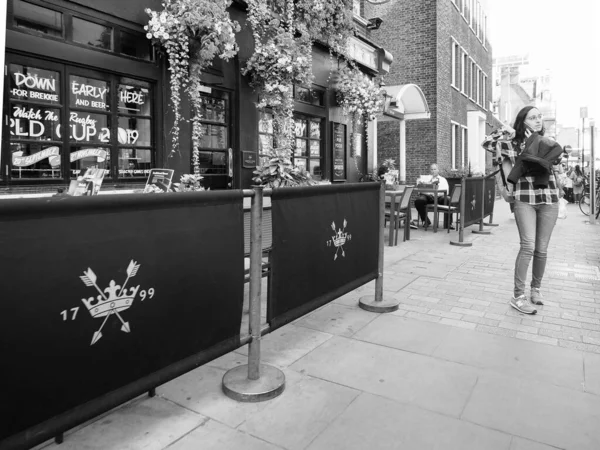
[510, 295, 537, 314]
[530, 288, 544, 305]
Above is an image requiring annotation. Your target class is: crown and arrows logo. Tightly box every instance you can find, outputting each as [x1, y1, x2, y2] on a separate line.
[80, 260, 141, 345]
[328, 219, 352, 260]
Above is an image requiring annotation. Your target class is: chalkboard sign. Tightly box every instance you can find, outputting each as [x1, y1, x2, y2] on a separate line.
[332, 123, 346, 181]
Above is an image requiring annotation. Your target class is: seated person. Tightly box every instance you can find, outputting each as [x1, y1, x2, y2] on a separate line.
[410, 163, 449, 228]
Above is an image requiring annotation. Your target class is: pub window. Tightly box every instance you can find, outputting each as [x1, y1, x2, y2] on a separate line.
[117, 79, 153, 178]
[8, 64, 62, 180]
[120, 30, 154, 61]
[5, 59, 157, 182]
[293, 115, 323, 180]
[258, 111, 274, 167]
[72, 17, 112, 50]
[451, 122, 459, 170]
[13, 0, 63, 37]
[294, 85, 325, 107]
[352, 0, 361, 17]
[196, 91, 230, 189]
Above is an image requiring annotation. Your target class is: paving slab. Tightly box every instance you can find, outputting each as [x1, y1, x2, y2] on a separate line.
[290, 335, 478, 417]
[42, 397, 205, 450]
[433, 325, 584, 391]
[158, 364, 302, 429]
[235, 324, 333, 368]
[584, 352, 600, 395]
[509, 436, 562, 450]
[167, 419, 284, 450]
[294, 303, 378, 337]
[237, 375, 360, 450]
[462, 371, 600, 450]
[352, 314, 452, 355]
[306, 392, 512, 450]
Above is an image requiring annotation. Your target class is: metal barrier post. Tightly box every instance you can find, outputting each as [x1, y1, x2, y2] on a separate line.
[359, 182, 401, 313]
[484, 175, 499, 227]
[473, 177, 491, 235]
[222, 186, 285, 402]
[450, 178, 472, 247]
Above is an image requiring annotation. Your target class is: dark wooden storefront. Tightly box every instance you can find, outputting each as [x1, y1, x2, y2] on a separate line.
[2, 0, 388, 193]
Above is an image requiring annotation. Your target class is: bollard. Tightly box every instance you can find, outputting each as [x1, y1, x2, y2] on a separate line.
[450, 177, 472, 247]
[222, 186, 285, 402]
[359, 182, 401, 313]
[484, 176, 499, 227]
[473, 177, 491, 235]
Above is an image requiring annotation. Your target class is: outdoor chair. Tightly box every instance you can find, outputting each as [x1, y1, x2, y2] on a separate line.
[243, 207, 273, 282]
[426, 184, 462, 233]
[384, 185, 415, 245]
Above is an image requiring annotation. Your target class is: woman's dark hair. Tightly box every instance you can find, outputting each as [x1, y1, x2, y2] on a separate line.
[513, 106, 545, 143]
[575, 165, 583, 176]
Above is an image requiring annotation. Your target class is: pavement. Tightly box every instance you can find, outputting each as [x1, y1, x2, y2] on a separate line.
[35, 200, 600, 450]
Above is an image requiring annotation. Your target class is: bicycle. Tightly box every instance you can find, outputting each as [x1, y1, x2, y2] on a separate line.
[579, 178, 600, 218]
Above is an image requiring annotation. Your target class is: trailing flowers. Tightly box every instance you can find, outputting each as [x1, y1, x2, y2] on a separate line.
[145, 0, 240, 173]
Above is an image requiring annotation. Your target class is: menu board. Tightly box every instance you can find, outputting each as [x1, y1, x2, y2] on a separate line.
[68, 168, 107, 196]
[332, 122, 346, 181]
[144, 169, 175, 193]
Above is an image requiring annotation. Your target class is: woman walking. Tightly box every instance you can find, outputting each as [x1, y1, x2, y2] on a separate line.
[570, 165, 585, 203]
[483, 106, 562, 314]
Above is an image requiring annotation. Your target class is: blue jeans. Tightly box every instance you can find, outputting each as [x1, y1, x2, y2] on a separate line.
[513, 200, 559, 297]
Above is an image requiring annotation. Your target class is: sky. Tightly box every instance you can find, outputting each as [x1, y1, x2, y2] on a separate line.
[486, 0, 600, 128]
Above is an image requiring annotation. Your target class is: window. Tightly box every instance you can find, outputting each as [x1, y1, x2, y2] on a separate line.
[461, 126, 468, 167]
[462, 51, 468, 94]
[72, 17, 112, 50]
[5, 59, 156, 182]
[483, 15, 487, 47]
[482, 74, 487, 109]
[451, 122, 460, 170]
[14, 0, 62, 37]
[471, 60, 476, 100]
[451, 41, 456, 87]
[294, 85, 324, 106]
[352, 0, 361, 16]
[11, 1, 153, 61]
[452, 40, 462, 89]
[293, 115, 323, 179]
[195, 91, 230, 188]
[258, 111, 274, 167]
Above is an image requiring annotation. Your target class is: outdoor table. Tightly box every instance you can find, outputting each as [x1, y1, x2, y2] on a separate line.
[415, 186, 447, 233]
[385, 187, 406, 246]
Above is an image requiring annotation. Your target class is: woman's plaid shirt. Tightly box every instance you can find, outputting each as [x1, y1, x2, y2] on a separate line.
[482, 131, 559, 205]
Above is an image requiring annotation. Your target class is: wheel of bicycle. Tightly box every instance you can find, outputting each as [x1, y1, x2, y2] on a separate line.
[579, 194, 590, 216]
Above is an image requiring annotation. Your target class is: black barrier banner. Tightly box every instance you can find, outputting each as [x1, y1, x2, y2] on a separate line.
[463, 178, 484, 227]
[483, 176, 496, 218]
[0, 192, 244, 444]
[269, 183, 380, 329]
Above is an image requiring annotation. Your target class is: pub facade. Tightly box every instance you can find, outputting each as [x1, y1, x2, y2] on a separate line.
[1, 0, 393, 194]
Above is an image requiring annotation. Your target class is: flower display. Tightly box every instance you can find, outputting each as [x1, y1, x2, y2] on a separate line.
[145, 0, 240, 173]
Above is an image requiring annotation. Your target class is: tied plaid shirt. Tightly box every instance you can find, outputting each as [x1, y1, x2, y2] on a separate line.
[482, 131, 560, 205]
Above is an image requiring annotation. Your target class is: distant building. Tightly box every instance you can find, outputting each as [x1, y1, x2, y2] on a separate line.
[367, 0, 500, 181]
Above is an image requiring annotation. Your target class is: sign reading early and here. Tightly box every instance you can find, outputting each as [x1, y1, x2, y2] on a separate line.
[332, 122, 346, 181]
[70, 76, 110, 111]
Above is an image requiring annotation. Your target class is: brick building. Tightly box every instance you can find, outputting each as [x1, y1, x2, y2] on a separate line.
[366, 0, 501, 182]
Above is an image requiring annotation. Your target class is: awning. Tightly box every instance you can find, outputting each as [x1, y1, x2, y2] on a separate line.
[381, 83, 430, 121]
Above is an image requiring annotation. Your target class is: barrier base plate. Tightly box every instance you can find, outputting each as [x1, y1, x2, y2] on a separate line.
[483, 223, 499, 227]
[450, 240, 472, 247]
[222, 364, 285, 403]
[359, 295, 400, 313]
[472, 230, 491, 235]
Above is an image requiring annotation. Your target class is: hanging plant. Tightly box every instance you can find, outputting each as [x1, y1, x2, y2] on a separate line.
[145, 0, 240, 173]
[336, 63, 385, 155]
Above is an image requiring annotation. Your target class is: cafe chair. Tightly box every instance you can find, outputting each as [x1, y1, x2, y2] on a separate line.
[426, 184, 462, 233]
[243, 208, 273, 282]
[384, 185, 415, 245]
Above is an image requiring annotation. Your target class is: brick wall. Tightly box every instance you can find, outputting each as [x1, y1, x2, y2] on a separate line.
[371, 0, 497, 180]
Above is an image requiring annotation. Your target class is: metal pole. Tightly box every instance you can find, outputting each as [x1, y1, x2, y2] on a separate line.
[359, 182, 400, 312]
[473, 177, 491, 235]
[222, 187, 285, 402]
[248, 186, 263, 380]
[582, 118, 585, 169]
[374, 181, 385, 302]
[450, 177, 472, 246]
[590, 121, 596, 225]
